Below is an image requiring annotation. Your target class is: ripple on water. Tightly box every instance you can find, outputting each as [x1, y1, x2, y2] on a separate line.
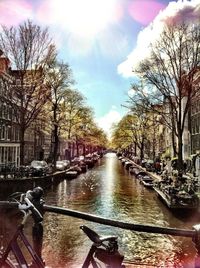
[1, 155, 198, 267]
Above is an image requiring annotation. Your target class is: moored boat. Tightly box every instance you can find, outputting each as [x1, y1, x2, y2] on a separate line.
[121, 158, 126, 165]
[124, 161, 133, 170]
[85, 155, 95, 168]
[140, 176, 154, 188]
[65, 170, 78, 180]
[135, 170, 148, 178]
[153, 181, 199, 210]
[129, 166, 140, 175]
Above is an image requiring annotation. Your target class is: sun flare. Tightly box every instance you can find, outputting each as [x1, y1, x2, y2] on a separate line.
[52, 0, 119, 37]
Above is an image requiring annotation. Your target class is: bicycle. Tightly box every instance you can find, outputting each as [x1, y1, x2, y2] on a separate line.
[1, 188, 126, 268]
[0, 187, 45, 268]
[81, 225, 125, 268]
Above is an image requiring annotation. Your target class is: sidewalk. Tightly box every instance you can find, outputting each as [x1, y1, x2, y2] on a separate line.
[126, 158, 162, 181]
[126, 157, 198, 182]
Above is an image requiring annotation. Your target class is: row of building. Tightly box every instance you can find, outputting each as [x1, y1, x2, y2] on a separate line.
[0, 50, 200, 170]
[0, 54, 96, 170]
[123, 71, 200, 172]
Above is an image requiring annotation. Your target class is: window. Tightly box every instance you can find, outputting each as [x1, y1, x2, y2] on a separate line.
[0, 125, 5, 140]
[7, 126, 11, 140]
[8, 107, 12, 120]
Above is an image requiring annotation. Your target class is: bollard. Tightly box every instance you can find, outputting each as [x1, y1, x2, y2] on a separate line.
[193, 224, 200, 268]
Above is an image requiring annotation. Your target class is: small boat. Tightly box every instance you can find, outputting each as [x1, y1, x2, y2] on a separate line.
[85, 156, 95, 168]
[65, 170, 78, 180]
[71, 165, 82, 174]
[140, 176, 154, 188]
[121, 158, 126, 165]
[135, 171, 148, 178]
[124, 161, 133, 170]
[80, 163, 87, 172]
[129, 166, 140, 175]
[153, 181, 199, 210]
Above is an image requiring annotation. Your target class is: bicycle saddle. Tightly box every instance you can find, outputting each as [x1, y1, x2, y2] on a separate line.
[80, 225, 117, 244]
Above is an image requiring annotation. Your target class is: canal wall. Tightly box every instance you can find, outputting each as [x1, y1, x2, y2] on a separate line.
[0, 161, 96, 197]
[0, 171, 67, 195]
[0, 164, 84, 196]
[123, 157, 162, 181]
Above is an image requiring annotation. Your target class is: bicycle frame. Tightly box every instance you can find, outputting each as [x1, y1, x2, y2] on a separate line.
[0, 223, 45, 268]
[0, 188, 45, 268]
[81, 225, 124, 268]
[82, 244, 125, 268]
[82, 244, 100, 268]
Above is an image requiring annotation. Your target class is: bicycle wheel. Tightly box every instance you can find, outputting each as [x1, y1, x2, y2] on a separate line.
[0, 259, 16, 268]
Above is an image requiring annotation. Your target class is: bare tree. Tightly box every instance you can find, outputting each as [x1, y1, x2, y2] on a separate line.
[135, 22, 200, 171]
[128, 82, 178, 157]
[0, 20, 55, 164]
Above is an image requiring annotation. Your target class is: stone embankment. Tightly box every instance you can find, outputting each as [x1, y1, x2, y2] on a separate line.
[124, 157, 162, 181]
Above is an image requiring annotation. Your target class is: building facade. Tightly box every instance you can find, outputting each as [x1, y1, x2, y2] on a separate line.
[0, 56, 20, 169]
[191, 95, 200, 154]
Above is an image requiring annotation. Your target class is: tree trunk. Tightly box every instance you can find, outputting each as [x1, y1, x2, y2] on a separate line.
[177, 128, 184, 173]
[172, 131, 177, 158]
[76, 139, 79, 157]
[70, 142, 74, 159]
[140, 139, 144, 161]
[53, 124, 59, 168]
[171, 115, 177, 157]
[134, 141, 137, 156]
[20, 128, 25, 165]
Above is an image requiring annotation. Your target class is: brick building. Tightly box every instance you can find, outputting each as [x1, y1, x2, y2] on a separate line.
[0, 54, 20, 168]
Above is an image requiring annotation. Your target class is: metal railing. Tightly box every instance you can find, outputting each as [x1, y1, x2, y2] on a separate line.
[1, 201, 200, 267]
[44, 205, 200, 267]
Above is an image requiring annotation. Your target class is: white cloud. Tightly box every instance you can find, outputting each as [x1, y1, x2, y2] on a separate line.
[96, 109, 122, 138]
[118, 0, 200, 77]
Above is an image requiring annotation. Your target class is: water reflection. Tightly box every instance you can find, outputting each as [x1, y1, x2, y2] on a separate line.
[41, 153, 200, 267]
[0, 153, 199, 267]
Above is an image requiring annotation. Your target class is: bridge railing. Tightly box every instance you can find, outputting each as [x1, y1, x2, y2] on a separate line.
[1, 201, 200, 267]
[43, 205, 200, 267]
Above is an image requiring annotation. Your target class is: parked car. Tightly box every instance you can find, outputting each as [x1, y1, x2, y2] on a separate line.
[30, 160, 49, 177]
[62, 160, 70, 169]
[72, 156, 84, 165]
[56, 161, 65, 171]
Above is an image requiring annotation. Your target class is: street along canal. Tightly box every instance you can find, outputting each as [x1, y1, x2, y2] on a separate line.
[1, 153, 200, 267]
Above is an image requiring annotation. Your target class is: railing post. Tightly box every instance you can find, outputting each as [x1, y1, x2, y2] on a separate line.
[31, 187, 45, 263]
[193, 224, 200, 268]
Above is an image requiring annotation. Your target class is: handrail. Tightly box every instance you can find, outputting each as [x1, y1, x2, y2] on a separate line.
[1, 201, 200, 266]
[43, 205, 195, 238]
[0, 201, 18, 208]
[0, 201, 196, 238]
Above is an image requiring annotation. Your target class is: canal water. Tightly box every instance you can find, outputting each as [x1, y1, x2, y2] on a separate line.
[1, 153, 200, 267]
[41, 153, 200, 268]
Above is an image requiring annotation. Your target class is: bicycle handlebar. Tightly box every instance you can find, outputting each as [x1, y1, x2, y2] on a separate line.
[0, 188, 44, 223]
[22, 196, 43, 223]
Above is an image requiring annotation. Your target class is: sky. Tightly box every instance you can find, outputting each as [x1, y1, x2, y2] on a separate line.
[0, 0, 199, 137]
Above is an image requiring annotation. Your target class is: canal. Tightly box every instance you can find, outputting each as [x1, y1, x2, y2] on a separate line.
[1, 153, 200, 267]
[42, 153, 199, 267]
